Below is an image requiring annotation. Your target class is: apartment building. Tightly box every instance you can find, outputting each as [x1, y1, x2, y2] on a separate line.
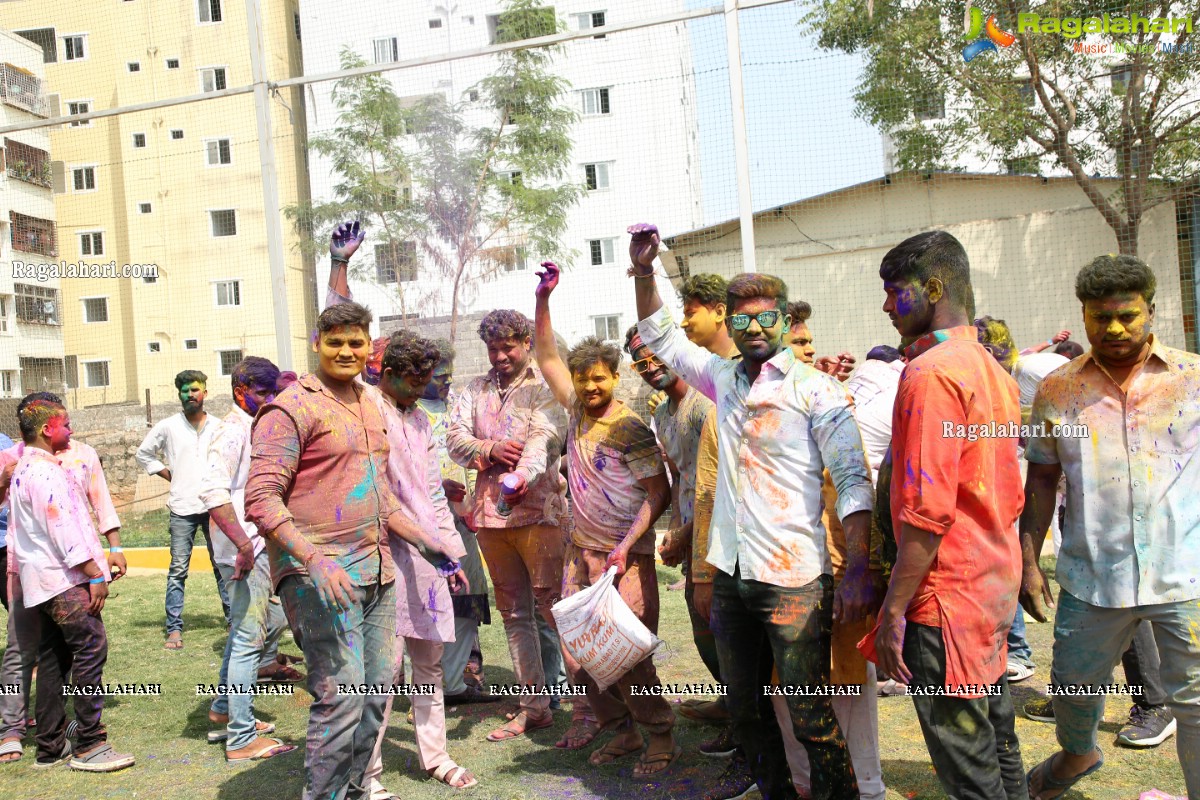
[299, 0, 704, 347]
[0, 0, 316, 406]
[0, 29, 65, 399]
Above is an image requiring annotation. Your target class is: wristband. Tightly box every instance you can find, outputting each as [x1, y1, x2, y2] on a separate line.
[303, 550, 321, 567]
[89, 576, 106, 585]
[108, 546, 123, 553]
[331, 256, 349, 264]
[630, 264, 654, 279]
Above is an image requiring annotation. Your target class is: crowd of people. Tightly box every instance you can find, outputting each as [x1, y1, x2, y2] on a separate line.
[0, 219, 1195, 800]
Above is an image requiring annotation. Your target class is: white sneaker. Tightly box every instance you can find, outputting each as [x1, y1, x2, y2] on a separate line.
[877, 679, 908, 697]
[1006, 660, 1035, 683]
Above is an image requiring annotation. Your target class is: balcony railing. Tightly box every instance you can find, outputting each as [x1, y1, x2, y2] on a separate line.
[0, 63, 50, 118]
[5, 138, 52, 187]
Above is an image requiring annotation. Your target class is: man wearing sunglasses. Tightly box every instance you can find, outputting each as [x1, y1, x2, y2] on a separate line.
[630, 223, 876, 800]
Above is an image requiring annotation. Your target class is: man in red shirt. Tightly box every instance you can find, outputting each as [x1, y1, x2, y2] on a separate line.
[859, 230, 1028, 798]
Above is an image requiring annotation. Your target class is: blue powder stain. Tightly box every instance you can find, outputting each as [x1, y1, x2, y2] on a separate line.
[905, 460, 916, 484]
[920, 468, 934, 485]
[348, 459, 376, 500]
[335, 505, 343, 522]
[594, 456, 607, 471]
[602, 488, 615, 505]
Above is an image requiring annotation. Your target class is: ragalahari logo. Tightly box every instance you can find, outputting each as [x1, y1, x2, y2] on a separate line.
[963, 2, 1016, 62]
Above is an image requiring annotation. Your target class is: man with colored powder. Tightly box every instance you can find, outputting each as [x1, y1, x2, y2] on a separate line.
[136, 369, 229, 649]
[786, 300, 855, 381]
[199, 357, 296, 761]
[244, 301, 459, 800]
[8, 397, 134, 772]
[0, 392, 126, 765]
[446, 308, 590, 744]
[860, 230, 1027, 798]
[417, 340, 497, 704]
[1020, 255, 1200, 800]
[632, 222, 873, 800]
[363, 329, 477, 792]
[534, 262, 679, 777]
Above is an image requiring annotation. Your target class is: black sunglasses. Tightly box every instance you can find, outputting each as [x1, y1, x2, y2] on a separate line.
[728, 310, 780, 331]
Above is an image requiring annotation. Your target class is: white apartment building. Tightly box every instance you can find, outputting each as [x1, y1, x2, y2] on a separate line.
[0, 29, 65, 399]
[299, 0, 704, 346]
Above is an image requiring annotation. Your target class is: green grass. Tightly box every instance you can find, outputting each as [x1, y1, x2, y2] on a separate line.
[0, 559, 1187, 799]
[113, 509, 171, 548]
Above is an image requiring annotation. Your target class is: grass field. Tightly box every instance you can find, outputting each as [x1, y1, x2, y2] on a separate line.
[0, 555, 1187, 799]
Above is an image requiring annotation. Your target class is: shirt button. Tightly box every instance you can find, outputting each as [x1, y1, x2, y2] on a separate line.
[1130, 446, 1138, 453]
[1135, 513, 1144, 521]
[1132, 480, 1140, 487]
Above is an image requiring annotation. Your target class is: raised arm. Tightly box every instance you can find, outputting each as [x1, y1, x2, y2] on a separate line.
[532, 261, 575, 410]
[325, 219, 364, 309]
[1018, 329, 1070, 357]
[629, 222, 665, 320]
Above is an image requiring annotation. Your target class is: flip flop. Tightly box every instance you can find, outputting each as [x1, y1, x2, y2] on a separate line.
[0, 738, 22, 764]
[1027, 748, 1104, 800]
[225, 737, 296, 762]
[556, 718, 601, 750]
[588, 738, 643, 766]
[208, 719, 276, 743]
[486, 712, 553, 742]
[164, 632, 183, 650]
[430, 761, 479, 789]
[257, 664, 304, 684]
[633, 744, 683, 778]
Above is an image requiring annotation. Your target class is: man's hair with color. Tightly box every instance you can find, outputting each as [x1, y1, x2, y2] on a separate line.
[230, 357, 280, 392]
[866, 345, 902, 363]
[174, 370, 208, 390]
[726, 274, 788, 312]
[16, 392, 62, 416]
[382, 329, 441, 377]
[317, 302, 373, 334]
[18, 395, 66, 443]
[1074, 254, 1156, 304]
[478, 309, 533, 343]
[679, 273, 728, 308]
[567, 336, 622, 377]
[786, 301, 812, 324]
[432, 338, 455, 365]
[974, 316, 1018, 373]
[1054, 340, 1085, 360]
[879, 231, 975, 316]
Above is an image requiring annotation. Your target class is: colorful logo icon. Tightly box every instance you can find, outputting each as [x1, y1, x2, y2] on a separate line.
[963, 2, 1016, 62]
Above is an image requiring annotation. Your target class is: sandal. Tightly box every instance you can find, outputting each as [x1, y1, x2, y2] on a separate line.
[633, 743, 682, 778]
[0, 738, 23, 764]
[208, 718, 276, 743]
[257, 663, 304, 684]
[33, 739, 72, 769]
[556, 718, 601, 750]
[429, 761, 478, 789]
[485, 712, 553, 742]
[225, 736, 296, 762]
[588, 738, 643, 766]
[1027, 749, 1104, 800]
[164, 632, 183, 650]
[275, 653, 304, 666]
[69, 742, 135, 772]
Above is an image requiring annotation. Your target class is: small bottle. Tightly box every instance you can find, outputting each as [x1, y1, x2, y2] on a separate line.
[496, 473, 521, 517]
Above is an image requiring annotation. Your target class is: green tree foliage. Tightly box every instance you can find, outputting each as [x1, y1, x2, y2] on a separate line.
[805, 0, 1199, 254]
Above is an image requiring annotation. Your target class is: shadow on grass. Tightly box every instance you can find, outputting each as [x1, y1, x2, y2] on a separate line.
[879, 758, 947, 798]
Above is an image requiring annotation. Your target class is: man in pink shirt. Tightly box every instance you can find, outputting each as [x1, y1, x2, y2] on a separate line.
[7, 397, 134, 772]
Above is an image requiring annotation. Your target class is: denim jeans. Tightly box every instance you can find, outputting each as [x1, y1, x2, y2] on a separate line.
[34, 584, 109, 760]
[538, 609, 567, 690]
[1007, 605, 1034, 668]
[211, 551, 287, 751]
[712, 569, 857, 800]
[165, 511, 230, 633]
[279, 575, 395, 800]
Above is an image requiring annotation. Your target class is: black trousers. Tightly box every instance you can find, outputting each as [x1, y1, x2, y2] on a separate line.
[1123, 620, 1168, 709]
[905, 622, 1026, 800]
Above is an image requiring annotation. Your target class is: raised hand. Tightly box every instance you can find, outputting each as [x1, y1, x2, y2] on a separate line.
[330, 220, 365, 261]
[535, 261, 561, 298]
[1051, 329, 1071, 344]
[627, 223, 659, 271]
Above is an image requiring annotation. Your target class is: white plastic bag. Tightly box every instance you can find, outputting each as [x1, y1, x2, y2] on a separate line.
[552, 566, 663, 692]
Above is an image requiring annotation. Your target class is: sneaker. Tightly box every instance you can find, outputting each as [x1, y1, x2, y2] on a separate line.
[701, 756, 759, 800]
[698, 726, 737, 758]
[1006, 660, 1035, 683]
[1117, 705, 1176, 748]
[1023, 697, 1055, 723]
[877, 679, 908, 697]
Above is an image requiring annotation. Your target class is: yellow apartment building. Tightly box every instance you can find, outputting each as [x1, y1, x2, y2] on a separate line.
[0, 0, 316, 406]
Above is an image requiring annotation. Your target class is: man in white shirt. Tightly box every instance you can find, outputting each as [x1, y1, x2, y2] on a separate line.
[631, 222, 875, 800]
[1012, 340, 1082, 420]
[136, 370, 228, 649]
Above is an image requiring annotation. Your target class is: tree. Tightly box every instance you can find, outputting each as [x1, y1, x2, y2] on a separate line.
[287, 0, 580, 337]
[805, 0, 1199, 255]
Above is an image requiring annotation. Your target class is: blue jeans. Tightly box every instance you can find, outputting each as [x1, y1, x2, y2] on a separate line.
[165, 511, 230, 634]
[538, 611, 566, 690]
[211, 551, 287, 750]
[279, 575, 395, 800]
[1007, 604, 1035, 668]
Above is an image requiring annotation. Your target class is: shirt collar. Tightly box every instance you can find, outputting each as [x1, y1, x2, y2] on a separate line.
[1080, 334, 1176, 377]
[488, 362, 537, 391]
[903, 326, 979, 361]
[736, 344, 795, 380]
[301, 371, 363, 403]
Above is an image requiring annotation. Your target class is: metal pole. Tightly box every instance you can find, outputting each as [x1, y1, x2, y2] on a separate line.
[724, 0, 757, 273]
[245, 0, 294, 370]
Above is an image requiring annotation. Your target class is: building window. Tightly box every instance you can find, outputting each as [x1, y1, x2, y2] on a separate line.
[294, 12, 301, 40]
[80, 231, 104, 256]
[72, 165, 97, 192]
[170, 129, 184, 139]
[147, 341, 161, 353]
[373, 38, 398, 64]
[218, 349, 243, 376]
[209, 209, 237, 237]
[205, 138, 231, 165]
[198, 0, 223, 24]
[143, 274, 157, 283]
[580, 87, 610, 116]
[487, 7, 555, 44]
[1111, 63, 1133, 95]
[593, 314, 620, 341]
[82, 297, 109, 323]
[914, 90, 944, 121]
[139, 202, 152, 214]
[468, 89, 479, 102]
[132, 132, 147, 148]
[0, 371, 13, 397]
[166, 58, 180, 69]
[497, 170, 522, 186]
[214, 280, 241, 307]
[67, 100, 91, 126]
[587, 237, 616, 266]
[500, 246, 530, 272]
[127, 62, 140, 73]
[0, 296, 8, 333]
[375, 242, 417, 283]
[84, 360, 110, 388]
[429, 18, 443, 28]
[14, 29, 57, 63]
[185, 338, 198, 350]
[62, 34, 87, 61]
[574, 11, 606, 37]
[200, 67, 227, 93]
[10, 212, 57, 257]
[583, 162, 610, 191]
[15, 284, 60, 325]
